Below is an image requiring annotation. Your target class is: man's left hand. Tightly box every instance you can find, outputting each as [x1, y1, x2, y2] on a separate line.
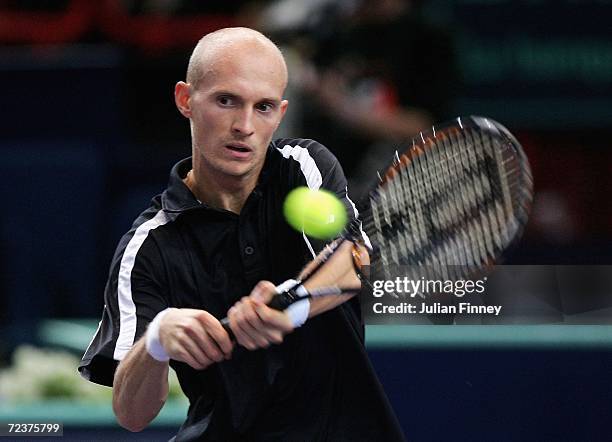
[227, 281, 295, 350]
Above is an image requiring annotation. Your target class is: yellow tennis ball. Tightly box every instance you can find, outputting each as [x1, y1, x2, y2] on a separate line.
[283, 187, 348, 239]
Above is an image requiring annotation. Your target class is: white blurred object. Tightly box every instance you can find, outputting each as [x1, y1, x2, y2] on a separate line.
[262, 0, 357, 33]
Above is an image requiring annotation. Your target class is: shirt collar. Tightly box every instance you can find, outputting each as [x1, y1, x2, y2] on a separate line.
[161, 146, 276, 213]
[161, 157, 199, 213]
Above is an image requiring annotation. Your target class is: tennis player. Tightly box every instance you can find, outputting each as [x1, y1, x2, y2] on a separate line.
[79, 27, 405, 441]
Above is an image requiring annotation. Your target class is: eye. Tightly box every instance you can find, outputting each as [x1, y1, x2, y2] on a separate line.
[217, 95, 235, 107]
[256, 102, 275, 113]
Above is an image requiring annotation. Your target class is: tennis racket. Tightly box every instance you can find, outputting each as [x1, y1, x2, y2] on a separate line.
[221, 115, 533, 333]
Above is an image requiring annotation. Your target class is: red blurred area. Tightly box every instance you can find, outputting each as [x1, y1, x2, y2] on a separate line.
[0, 0, 240, 49]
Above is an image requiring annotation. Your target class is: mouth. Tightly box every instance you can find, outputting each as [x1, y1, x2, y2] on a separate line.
[225, 143, 252, 153]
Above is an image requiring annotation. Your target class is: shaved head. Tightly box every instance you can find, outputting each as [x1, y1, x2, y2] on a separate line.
[186, 27, 288, 92]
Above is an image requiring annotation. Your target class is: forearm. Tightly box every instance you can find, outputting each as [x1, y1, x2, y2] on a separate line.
[315, 74, 431, 141]
[307, 292, 355, 318]
[340, 106, 432, 141]
[112, 338, 169, 432]
[300, 240, 368, 318]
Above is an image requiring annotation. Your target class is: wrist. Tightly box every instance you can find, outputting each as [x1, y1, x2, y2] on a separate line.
[145, 308, 171, 362]
[276, 280, 310, 328]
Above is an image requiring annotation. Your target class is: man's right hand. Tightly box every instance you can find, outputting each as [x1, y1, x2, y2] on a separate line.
[157, 308, 234, 370]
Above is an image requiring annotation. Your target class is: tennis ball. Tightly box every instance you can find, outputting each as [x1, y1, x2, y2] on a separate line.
[283, 187, 348, 239]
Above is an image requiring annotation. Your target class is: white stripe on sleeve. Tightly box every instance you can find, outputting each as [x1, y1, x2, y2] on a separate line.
[277, 144, 323, 191]
[113, 210, 174, 360]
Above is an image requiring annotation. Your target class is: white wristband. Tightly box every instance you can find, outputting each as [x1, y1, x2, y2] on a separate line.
[285, 298, 310, 328]
[275, 280, 310, 328]
[145, 308, 171, 362]
[275, 279, 299, 293]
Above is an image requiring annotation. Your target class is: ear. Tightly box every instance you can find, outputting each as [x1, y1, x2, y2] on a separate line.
[175, 81, 192, 118]
[277, 99, 289, 125]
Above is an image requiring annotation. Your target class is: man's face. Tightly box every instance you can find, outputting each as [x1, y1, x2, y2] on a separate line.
[184, 48, 288, 181]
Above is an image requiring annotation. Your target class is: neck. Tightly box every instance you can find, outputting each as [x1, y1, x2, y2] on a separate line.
[184, 167, 260, 214]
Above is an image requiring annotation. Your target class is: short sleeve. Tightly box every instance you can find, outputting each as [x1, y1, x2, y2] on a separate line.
[79, 209, 170, 386]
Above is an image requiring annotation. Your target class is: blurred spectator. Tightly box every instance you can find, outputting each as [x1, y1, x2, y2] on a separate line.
[270, 0, 460, 197]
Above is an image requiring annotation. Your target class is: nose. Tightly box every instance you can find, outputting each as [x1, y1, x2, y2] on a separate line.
[231, 108, 255, 136]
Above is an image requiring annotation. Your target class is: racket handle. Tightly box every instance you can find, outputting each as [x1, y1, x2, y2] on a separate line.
[267, 290, 302, 310]
[220, 317, 234, 341]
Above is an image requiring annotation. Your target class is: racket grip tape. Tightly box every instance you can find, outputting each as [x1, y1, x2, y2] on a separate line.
[220, 317, 234, 341]
[268, 290, 302, 310]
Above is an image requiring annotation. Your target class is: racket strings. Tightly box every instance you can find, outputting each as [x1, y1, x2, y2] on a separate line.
[440, 130, 487, 272]
[360, 126, 529, 278]
[465, 129, 507, 255]
[366, 150, 501, 242]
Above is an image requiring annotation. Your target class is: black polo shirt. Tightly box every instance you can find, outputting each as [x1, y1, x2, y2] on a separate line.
[79, 138, 405, 441]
